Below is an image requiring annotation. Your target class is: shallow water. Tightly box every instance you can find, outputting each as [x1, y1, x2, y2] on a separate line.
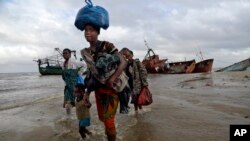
[0, 71, 249, 141]
[0, 72, 64, 110]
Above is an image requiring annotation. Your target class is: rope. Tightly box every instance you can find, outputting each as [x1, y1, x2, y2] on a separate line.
[85, 0, 93, 6]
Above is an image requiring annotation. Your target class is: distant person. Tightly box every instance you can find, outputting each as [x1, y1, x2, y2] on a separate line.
[120, 48, 148, 112]
[74, 84, 92, 139]
[61, 48, 85, 117]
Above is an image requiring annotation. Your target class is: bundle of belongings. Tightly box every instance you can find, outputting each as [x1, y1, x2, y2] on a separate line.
[74, 0, 109, 31]
[81, 46, 128, 93]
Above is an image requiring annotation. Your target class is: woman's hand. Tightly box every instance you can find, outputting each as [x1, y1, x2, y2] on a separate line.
[106, 76, 116, 88]
[83, 93, 90, 103]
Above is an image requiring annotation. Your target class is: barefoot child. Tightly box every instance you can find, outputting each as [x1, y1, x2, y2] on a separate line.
[74, 84, 92, 139]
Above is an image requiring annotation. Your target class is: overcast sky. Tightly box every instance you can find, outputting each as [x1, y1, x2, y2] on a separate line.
[0, 0, 249, 73]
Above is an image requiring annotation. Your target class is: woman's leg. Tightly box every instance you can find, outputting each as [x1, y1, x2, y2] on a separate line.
[118, 93, 126, 113]
[95, 88, 119, 141]
[64, 86, 75, 116]
[134, 94, 139, 111]
[104, 118, 116, 141]
[65, 102, 72, 115]
[134, 103, 138, 111]
[122, 88, 130, 113]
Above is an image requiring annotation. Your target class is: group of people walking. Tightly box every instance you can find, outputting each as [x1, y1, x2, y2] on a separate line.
[59, 1, 149, 140]
[61, 23, 148, 141]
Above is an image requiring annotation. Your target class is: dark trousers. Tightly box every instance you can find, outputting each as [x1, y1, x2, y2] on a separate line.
[118, 86, 131, 113]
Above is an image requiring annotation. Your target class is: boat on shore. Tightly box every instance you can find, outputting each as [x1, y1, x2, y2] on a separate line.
[142, 41, 196, 74]
[142, 48, 167, 73]
[164, 59, 196, 74]
[38, 65, 62, 75]
[216, 57, 250, 72]
[34, 48, 77, 75]
[193, 59, 214, 73]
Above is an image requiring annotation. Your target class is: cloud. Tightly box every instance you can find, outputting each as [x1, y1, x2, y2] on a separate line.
[0, 0, 250, 73]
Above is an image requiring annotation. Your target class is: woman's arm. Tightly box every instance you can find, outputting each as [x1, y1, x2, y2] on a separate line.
[106, 51, 126, 88]
[137, 59, 148, 86]
[139, 62, 148, 86]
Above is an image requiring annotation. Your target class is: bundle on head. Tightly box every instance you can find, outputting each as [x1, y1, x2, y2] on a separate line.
[74, 0, 109, 31]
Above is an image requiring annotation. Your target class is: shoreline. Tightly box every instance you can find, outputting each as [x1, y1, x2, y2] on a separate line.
[0, 72, 250, 141]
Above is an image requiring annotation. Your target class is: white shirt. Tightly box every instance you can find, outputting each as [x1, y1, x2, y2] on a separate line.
[61, 58, 85, 74]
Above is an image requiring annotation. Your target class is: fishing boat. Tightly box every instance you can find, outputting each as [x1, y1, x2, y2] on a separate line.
[216, 57, 250, 72]
[142, 40, 196, 74]
[34, 48, 76, 75]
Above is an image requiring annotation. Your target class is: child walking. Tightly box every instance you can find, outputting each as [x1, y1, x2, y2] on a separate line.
[74, 83, 92, 139]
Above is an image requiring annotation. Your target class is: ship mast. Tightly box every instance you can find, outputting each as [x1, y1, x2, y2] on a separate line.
[144, 40, 156, 59]
[199, 51, 204, 61]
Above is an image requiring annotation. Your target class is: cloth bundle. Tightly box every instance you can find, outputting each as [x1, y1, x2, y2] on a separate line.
[95, 53, 120, 82]
[81, 49, 128, 92]
[75, 0, 109, 31]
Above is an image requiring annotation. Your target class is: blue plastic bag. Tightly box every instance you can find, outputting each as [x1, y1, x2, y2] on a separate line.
[76, 75, 85, 85]
[74, 0, 109, 31]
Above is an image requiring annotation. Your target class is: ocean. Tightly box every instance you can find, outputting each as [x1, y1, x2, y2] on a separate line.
[0, 72, 64, 111]
[0, 72, 199, 111]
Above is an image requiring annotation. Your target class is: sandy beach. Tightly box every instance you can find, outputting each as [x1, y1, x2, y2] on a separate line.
[0, 71, 249, 141]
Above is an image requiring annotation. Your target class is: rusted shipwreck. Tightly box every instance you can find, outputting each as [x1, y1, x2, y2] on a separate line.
[142, 42, 196, 74]
[141, 41, 213, 74]
[193, 59, 214, 73]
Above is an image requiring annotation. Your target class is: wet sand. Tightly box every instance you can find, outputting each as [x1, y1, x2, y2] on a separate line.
[0, 71, 249, 141]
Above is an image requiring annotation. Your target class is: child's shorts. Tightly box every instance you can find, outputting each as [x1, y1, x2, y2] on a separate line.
[79, 118, 90, 127]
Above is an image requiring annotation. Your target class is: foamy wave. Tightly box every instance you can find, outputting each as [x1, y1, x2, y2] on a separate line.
[0, 95, 63, 111]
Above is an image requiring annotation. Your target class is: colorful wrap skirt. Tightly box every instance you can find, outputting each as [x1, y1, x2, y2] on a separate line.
[95, 87, 119, 135]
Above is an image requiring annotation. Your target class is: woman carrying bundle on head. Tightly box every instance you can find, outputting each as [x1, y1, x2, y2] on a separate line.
[74, 1, 127, 140]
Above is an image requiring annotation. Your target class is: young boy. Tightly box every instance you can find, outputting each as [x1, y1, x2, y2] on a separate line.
[74, 84, 92, 139]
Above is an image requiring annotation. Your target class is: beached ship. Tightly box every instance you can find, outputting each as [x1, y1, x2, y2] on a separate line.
[142, 48, 167, 73]
[142, 40, 196, 74]
[192, 59, 214, 73]
[216, 57, 250, 72]
[192, 51, 214, 73]
[34, 48, 76, 75]
[164, 59, 196, 74]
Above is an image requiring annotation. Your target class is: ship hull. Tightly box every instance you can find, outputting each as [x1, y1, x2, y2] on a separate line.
[39, 66, 62, 75]
[164, 59, 196, 74]
[193, 59, 214, 73]
[142, 58, 196, 74]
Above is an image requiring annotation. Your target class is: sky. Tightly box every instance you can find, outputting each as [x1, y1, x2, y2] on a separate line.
[0, 0, 250, 73]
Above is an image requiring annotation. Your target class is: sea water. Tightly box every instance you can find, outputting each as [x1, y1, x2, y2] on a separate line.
[0, 72, 64, 110]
